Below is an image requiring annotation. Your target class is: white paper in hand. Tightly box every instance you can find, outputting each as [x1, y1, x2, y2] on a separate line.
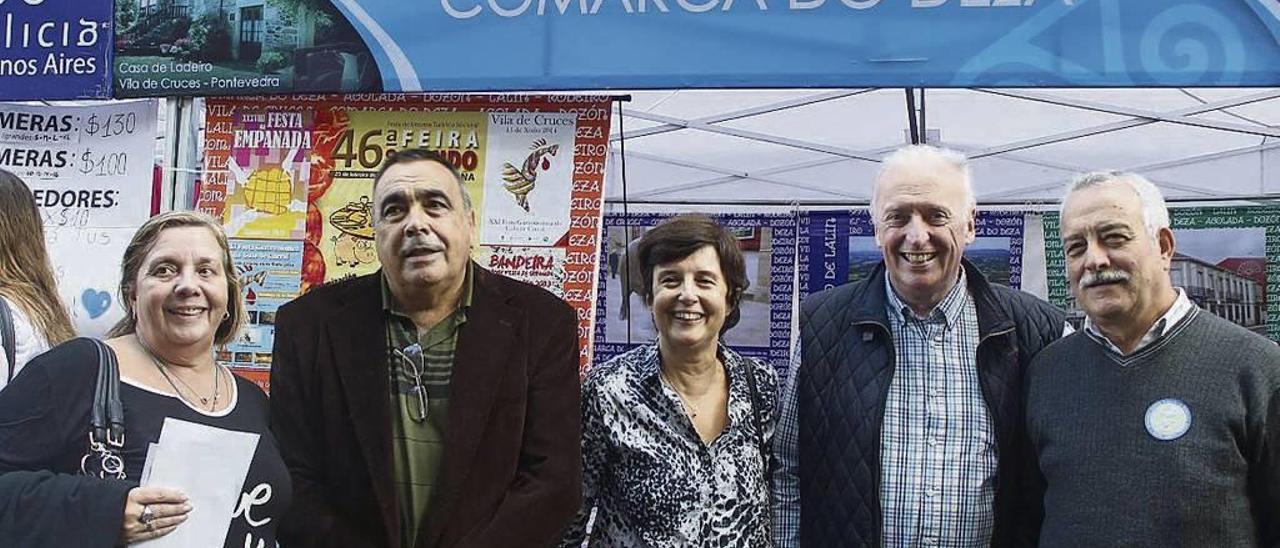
[141, 442, 159, 485]
[137, 418, 260, 548]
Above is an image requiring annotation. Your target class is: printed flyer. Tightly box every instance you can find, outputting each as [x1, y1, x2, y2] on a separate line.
[313, 109, 490, 283]
[479, 111, 576, 246]
[220, 110, 311, 240]
[220, 239, 304, 390]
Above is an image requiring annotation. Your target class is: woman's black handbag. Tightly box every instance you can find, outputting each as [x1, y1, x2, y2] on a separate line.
[80, 339, 126, 480]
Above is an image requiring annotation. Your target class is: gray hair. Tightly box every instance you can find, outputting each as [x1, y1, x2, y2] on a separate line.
[871, 145, 976, 217]
[1060, 171, 1169, 235]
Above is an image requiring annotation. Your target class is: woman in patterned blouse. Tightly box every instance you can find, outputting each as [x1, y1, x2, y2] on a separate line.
[561, 215, 777, 547]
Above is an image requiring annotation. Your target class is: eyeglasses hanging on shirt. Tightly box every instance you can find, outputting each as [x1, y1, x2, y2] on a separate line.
[393, 343, 429, 423]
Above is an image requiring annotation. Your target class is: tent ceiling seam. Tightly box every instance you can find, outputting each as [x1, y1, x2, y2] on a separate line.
[970, 89, 1280, 158]
[617, 150, 867, 200]
[976, 88, 1280, 138]
[1128, 140, 1280, 172]
[625, 109, 882, 161]
[1178, 89, 1274, 128]
[609, 88, 874, 142]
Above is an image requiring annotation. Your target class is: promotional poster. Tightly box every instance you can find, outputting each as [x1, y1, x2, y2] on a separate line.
[199, 94, 611, 379]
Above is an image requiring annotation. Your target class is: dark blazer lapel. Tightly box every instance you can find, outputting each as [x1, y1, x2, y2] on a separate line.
[423, 266, 519, 546]
[327, 274, 399, 545]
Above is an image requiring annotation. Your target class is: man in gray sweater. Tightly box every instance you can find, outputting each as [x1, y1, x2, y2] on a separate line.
[1027, 170, 1280, 546]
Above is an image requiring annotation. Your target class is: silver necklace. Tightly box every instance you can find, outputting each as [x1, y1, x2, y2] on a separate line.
[661, 372, 699, 419]
[140, 340, 220, 410]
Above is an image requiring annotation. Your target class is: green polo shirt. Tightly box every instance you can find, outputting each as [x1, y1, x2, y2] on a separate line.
[382, 265, 472, 548]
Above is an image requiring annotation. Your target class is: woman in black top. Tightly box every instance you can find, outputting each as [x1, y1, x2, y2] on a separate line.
[0, 211, 291, 547]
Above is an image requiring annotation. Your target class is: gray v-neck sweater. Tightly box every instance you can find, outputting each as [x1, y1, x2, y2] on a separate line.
[1027, 308, 1280, 547]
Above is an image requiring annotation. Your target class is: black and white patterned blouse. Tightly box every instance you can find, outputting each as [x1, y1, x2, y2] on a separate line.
[561, 343, 777, 547]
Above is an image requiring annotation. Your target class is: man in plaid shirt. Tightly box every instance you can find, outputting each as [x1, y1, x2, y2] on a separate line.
[772, 145, 1067, 547]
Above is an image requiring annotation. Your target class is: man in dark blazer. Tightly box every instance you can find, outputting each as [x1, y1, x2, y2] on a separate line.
[271, 148, 582, 548]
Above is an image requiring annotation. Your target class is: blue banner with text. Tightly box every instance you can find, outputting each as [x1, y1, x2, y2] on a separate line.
[110, 0, 1280, 95]
[0, 0, 111, 100]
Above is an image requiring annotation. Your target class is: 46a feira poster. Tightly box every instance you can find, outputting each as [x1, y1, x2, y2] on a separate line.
[198, 94, 612, 387]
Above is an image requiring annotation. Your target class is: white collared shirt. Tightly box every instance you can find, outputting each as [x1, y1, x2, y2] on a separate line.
[1083, 288, 1195, 357]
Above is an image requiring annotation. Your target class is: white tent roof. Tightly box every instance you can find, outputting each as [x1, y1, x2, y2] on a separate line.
[605, 87, 1280, 205]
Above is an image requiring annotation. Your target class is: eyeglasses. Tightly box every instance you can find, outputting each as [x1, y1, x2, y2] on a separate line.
[393, 343, 429, 423]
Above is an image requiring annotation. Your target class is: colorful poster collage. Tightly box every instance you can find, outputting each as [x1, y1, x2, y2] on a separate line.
[592, 212, 798, 378]
[1044, 207, 1280, 341]
[799, 210, 1025, 297]
[0, 99, 158, 336]
[199, 95, 612, 386]
[218, 239, 303, 382]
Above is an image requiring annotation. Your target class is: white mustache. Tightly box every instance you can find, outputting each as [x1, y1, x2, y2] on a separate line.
[1080, 269, 1130, 288]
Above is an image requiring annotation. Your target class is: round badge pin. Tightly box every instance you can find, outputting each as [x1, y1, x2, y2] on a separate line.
[1145, 398, 1192, 441]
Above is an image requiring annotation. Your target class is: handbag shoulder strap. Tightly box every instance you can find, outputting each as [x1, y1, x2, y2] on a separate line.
[0, 298, 16, 383]
[740, 355, 774, 531]
[741, 356, 769, 470]
[88, 338, 125, 449]
[81, 338, 125, 479]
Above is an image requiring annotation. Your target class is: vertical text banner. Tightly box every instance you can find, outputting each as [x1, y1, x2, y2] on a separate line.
[799, 209, 1025, 297]
[593, 212, 797, 378]
[0, 0, 112, 99]
[1044, 207, 1280, 341]
[0, 99, 158, 335]
[199, 94, 611, 383]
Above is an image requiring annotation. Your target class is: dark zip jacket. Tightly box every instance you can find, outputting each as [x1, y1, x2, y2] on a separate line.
[797, 259, 1064, 547]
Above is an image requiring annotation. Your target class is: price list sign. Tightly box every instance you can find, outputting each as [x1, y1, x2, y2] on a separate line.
[0, 99, 159, 336]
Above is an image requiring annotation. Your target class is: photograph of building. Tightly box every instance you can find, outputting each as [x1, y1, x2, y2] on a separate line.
[1172, 254, 1266, 330]
[1062, 227, 1267, 333]
[1171, 227, 1266, 332]
[115, 0, 381, 95]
